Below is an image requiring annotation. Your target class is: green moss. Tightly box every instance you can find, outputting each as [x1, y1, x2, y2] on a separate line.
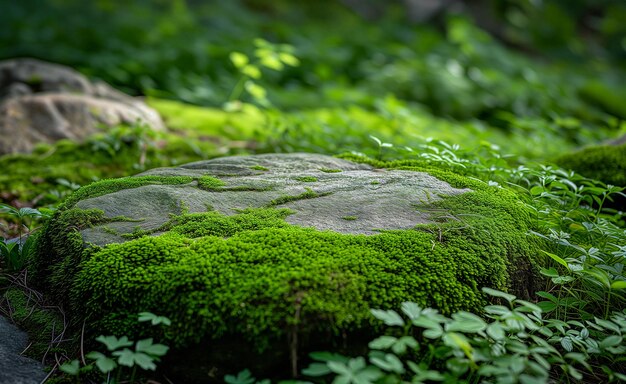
[267, 188, 327, 206]
[342, 216, 358, 221]
[320, 168, 342, 173]
[29, 208, 110, 303]
[2, 288, 66, 358]
[148, 98, 263, 140]
[295, 176, 318, 182]
[250, 165, 269, 171]
[197, 175, 226, 191]
[338, 153, 492, 190]
[102, 226, 121, 236]
[169, 208, 292, 238]
[61, 185, 538, 353]
[197, 176, 274, 192]
[60, 175, 194, 210]
[370, 181, 380, 185]
[555, 144, 626, 186]
[225, 185, 274, 192]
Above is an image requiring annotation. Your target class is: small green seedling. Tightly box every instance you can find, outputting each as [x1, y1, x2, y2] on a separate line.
[369, 135, 393, 160]
[295, 176, 317, 182]
[0, 203, 47, 271]
[60, 312, 171, 384]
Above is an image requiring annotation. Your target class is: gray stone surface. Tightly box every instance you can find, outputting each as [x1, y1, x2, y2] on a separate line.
[0, 58, 164, 155]
[78, 153, 471, 245]
[0, 316, 46, 384]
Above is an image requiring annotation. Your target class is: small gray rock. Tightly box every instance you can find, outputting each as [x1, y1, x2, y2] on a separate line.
[0, 58, 164, 155]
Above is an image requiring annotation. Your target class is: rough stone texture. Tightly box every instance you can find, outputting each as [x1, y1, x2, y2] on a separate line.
[78, 153, 471, 244]
[0, 58, 164, 155]
[0, 316, 46, 384]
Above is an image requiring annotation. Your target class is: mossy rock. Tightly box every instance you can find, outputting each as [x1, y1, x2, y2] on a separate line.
[31, 153, 541, 381]
[0, 58, 164, 155]
[556, 143, 626, 187]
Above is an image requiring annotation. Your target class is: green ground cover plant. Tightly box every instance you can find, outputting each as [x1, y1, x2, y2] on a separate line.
[230, 291, 626, 384]
[60, 312, 171, 384]
[0, 203, 46, 271]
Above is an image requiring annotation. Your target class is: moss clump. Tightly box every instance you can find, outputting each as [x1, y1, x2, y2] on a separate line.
[320, 168, 342, 173]
[295, 176, 318, 182]
[60, 175, 194, 209]
[267, 188, 327, 206]
[555, 144, 626, 187]
[342, 216, 358, 221]
[227, 185, 274, 192]
[169, 208, 292, 238]
[250, 165, 269, 171]
[198, 176, 274, 192]
[29, 208, 110, 304]
[68, 201, 523, 351]
[197, 175, 226, 191]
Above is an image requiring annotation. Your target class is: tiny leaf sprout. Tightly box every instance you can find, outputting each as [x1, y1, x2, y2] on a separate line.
[138, 311, 172, 326]
[0, 203, 48, 271]
[369, 135, 393, 160]
[226, 39, 299, 110]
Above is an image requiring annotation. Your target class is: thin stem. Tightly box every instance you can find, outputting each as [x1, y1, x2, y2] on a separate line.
[130, 366, 137, 383]
[18, 219, 23, 251]
[228, 75, 248, 101]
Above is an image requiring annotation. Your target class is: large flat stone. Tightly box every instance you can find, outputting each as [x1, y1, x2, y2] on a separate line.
[77, 153, 470, 244]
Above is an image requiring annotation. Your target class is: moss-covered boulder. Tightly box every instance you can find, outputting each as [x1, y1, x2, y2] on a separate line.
[31, 153, 541, 381]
